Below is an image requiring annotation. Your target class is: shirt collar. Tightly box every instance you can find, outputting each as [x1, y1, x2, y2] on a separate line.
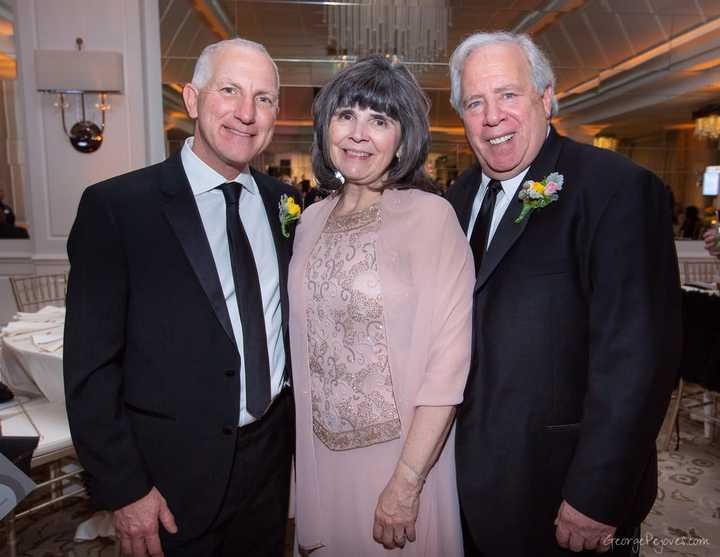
[480, 168, 529, 199]
[180, 137, 257, 197]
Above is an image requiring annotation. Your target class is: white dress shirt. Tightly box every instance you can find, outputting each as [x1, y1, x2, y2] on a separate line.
[181, 137, 285, 426]
[466, 168, 530, 247]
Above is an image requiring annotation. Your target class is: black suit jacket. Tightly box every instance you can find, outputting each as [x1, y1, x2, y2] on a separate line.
[446, 128, 681, 556]
[63, 152, 299, 538]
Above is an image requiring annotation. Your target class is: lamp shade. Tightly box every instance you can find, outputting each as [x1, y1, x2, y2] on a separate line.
[34, 49, 123, 93]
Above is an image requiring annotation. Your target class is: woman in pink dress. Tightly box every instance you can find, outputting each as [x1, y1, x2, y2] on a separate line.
[289, 56, 474, 556]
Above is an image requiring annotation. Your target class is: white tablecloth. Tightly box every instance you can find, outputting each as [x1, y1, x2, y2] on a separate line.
[682, 282, 720, 296]
[1, 307, 64, 401]
[0, 308, 111, 541]
[0, 397, 72, 456]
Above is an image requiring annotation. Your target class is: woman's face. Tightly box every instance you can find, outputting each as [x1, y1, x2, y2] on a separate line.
[328, 105, 402, 189]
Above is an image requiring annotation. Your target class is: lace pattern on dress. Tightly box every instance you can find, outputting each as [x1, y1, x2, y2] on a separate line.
[304, 203, 402, 451]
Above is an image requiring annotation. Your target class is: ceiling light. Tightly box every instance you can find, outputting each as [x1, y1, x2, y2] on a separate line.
[694, 105, 720, 140]
[593, 134, 619, 151]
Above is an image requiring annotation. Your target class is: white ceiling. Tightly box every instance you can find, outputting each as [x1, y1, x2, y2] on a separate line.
[159, 0, 720, 138]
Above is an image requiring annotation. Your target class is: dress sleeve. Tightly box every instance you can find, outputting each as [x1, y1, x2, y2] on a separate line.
[415, 203, 475, 406]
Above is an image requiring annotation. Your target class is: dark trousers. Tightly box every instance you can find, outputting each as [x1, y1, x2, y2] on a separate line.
[161, 389, 293, 557]
[462, 507, 640, 557]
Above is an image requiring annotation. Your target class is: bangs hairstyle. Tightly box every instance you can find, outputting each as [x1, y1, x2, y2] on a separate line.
[312, 55, 437, 192]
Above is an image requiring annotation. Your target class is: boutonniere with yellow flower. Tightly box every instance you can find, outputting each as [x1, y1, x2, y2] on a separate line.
[515, 172, 564, 223]
[279, 194, 301, 238]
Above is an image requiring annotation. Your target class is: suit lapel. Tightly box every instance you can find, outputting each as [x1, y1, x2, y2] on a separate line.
[475, 126, 564, 292]
[159, 153, 235, 344]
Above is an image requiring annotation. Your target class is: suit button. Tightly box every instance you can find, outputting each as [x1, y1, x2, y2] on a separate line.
[223, 426, 234, 435]
[225, 369, 236, 377]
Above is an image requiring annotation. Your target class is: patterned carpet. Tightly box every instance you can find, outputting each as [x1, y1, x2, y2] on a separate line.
[641, 414, 720, 557]
[0, 415, 718, 556]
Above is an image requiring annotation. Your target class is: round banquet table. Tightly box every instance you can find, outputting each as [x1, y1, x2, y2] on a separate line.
[1, 334, 63, 402]
[681, 286, 720, 392]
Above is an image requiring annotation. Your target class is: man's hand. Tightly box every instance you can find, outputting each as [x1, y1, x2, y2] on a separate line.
[703, 228, 720, 258]
[113, 487, 178, 557]
[554, 500, 616, 553]
[372, 464, 422, 550]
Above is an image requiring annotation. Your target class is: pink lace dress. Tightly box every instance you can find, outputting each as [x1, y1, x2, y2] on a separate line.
[291, 190, 471, 557]
[298, 203, 461, 556]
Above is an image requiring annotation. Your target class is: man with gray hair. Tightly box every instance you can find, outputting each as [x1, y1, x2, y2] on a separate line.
[65, 38, 298, 556]
[445, 31, 681, 556]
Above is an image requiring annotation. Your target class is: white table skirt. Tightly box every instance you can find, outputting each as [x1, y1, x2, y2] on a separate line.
[0, 397, 71, 458]
[2, 335, 63, 401]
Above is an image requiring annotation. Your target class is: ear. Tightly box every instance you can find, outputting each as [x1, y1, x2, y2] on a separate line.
[396, 146, 404, 159]
[541, 86, 553, 119]
[182, 84, 200, 120]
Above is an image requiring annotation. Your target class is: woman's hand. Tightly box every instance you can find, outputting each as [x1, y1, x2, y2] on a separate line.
[372, 463, 423, 549]
[703, 228, 720, 258]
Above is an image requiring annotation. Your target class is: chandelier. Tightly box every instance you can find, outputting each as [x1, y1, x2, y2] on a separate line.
[694, 105, 720, 139]
[325, 1, 450, 66]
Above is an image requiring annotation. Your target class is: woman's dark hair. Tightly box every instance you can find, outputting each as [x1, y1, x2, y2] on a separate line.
[681, 205, 702, 239]
[311, 55, 437, 192]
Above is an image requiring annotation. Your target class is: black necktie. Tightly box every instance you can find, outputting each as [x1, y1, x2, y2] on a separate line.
[218, 182, 271, 418]
[469, 179, 502, 275]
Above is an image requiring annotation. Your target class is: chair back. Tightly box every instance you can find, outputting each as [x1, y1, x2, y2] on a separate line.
[9, 273, 68, 313]
[680, 259, 720, 285]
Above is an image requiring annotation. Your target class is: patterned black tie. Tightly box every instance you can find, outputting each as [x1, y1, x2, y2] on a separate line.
[217, 182, 271, 418]
[469, 179, 502, 275]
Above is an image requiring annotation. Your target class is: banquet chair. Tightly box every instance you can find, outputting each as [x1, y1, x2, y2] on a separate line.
[0, 398, 85, 557]
[9, 273, 68, 313]
[679, 260, 720, 284]
[663, 287, 720, 451]
[663, 379, 719, 451]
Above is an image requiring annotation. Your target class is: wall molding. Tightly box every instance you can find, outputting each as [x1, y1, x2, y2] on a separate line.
[0, 253, 67, 276]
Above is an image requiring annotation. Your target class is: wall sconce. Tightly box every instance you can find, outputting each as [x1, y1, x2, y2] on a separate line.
[693, 105, 720, 140]
[593, 134, 619, 151]
[35, 38, 123, 153]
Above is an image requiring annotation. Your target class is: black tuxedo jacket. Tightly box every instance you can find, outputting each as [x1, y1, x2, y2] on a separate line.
[63, 152, 298, 538]
[446, 128, 681, 556]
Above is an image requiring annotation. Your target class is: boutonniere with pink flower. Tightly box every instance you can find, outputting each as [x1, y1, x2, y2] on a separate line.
[515, 172, 564, 223]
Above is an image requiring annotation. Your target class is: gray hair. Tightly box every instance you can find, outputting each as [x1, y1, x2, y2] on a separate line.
[449, 31, 558, 117]
[191, 38, 280, 92]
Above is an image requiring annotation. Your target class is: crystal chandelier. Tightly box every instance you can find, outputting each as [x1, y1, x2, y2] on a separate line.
[694, 105, 720, 140]
[326, 0, 450, 66]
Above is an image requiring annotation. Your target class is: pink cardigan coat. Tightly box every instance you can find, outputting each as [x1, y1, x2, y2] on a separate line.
[289, 188, 475, 549]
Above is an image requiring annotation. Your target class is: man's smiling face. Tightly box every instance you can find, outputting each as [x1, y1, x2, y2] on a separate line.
[183, 46, 278, 179]
[460, 42, 552, 181]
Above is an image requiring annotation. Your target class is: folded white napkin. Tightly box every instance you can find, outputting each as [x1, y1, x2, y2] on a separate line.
[2, 306, 66, 337]
[31, 330, 63, 352]
[74, 511, 116, 541]
[2, 321, 62, 336]
[16, 306, 65, 322]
